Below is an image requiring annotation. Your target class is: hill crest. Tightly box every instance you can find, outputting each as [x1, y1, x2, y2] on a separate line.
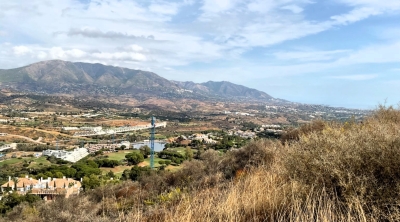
[0, 60, 274, 102]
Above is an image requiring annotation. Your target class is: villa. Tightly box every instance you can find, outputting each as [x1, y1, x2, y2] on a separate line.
[1, 175, 82, 200]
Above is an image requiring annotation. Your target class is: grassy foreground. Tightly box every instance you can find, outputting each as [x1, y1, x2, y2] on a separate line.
[3, 106, 400, 221]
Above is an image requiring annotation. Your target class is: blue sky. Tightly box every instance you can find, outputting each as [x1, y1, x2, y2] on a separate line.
[1, 0, 400, 109]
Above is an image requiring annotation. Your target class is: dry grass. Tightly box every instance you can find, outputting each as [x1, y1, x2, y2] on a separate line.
[3, 106, 400, 221]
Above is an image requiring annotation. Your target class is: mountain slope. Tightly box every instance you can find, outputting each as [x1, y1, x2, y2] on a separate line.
[201, 81, 272, 99]
[0, 60, 274, 102]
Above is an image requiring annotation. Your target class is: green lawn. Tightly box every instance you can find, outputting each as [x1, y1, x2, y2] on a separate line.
[105, 150, 139, 161]
[100, 166, 131, 178]
[167, 147, 197, 154]
[0, 156, 51, 168]
[29, 156, 52, 168]
[0, 158, 23, 167]
[143, 157, 164, 167]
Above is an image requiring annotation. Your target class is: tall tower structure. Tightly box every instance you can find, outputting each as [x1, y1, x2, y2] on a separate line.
[150, 116, 156, 169]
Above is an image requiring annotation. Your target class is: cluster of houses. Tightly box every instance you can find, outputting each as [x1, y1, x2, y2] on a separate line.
[0, 117, 32, 124]
[223, 111, 255, 116]
[1, 175, 82, 200]
[228, 130, 257, 139]
[85, 141, 130, 153]
[168, 133, 218, 146]
[43, 140, 131, 158]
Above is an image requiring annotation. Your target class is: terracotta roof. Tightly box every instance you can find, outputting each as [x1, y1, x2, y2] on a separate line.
[1, 177, 81, 189]
[50, 178, 81, 188]
[1, 178, 38, 188]
[179, 140, 191, 146]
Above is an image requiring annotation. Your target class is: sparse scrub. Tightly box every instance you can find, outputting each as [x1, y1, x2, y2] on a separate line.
[280, 120, 325, 144]
[285, 106, 400, 217]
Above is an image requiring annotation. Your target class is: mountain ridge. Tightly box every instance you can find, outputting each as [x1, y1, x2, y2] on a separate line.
[0, 60, 274, 102]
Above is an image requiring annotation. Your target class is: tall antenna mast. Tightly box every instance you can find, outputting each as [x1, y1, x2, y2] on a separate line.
[150, 116, 156, 169]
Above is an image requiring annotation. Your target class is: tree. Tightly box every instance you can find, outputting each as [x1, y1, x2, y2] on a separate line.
[164, 160, 171, 166]
[106, 170, 115, 179]
[125, 152, 144, 165]
[185, 147, 194, 161]
[121, 169, 130, 180]
[195, 146, 204, 159]
[12, 178, 19, 191]
[54, 171, 63, 178]
[139, 145, 151, 158]
[128, 166, 150, 181]
[82, 175, 101, 190]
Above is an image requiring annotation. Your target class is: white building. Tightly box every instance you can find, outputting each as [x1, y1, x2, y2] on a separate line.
[61, 127, 79, 131]
[43, 148, 89, 163]
[120, 141, 131, 149]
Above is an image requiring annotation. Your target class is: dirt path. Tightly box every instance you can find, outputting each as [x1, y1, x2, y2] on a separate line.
[6, 134, 46, 144]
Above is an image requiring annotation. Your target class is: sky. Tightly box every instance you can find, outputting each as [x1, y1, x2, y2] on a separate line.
[0, 0, 400, 109]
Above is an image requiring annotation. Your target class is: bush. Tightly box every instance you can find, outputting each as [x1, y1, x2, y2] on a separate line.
[280, 120, 325, 144]
[285, 108, 400, 215]
[220, 140, 277, 179]
[125, 152, 144, 165]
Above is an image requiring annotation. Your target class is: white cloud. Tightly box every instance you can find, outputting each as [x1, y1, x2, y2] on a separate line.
[48, 47, 87, 60]
[247, 0, 277, 13]
[336, 41, 400, 65]
[331, 7, 381, 25]
[330, 0, 400, 26]
[13, 46, 32, 56]
[92, 52, 147, 62]
[273, 50, 350, 62]
[64, 27, 157, 40]
[281, 5, 303, 14]
[149, 2, 179, 15]
[37, 51, 47, 59]
[335, 0, 400, 10]
[125, 45, 145, 52]
[329, 74, 378, 80]
[202, 0, 238, 14]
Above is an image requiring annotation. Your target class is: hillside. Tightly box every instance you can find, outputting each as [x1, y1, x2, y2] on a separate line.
[0, 107, 399, 221]
[0, 60, 274, 103]
[174, 80, 273, 100]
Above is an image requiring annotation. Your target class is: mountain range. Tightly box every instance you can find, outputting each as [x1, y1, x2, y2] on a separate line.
[0, 60, 275, 103]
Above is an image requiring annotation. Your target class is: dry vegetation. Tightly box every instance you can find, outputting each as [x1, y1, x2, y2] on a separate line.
[3, 106, 400, 222]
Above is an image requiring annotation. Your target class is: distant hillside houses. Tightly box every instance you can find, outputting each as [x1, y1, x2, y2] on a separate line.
[1, 175, 82, 200]
[61, 127, 79, 131]
[262, 124, 282, 129]
[42, 148, 89, 163]
[229, 130, 256, 139]
[191, 133, 208, 140]
[223, 111, 255, 116]
[168, 133, 219, 146]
